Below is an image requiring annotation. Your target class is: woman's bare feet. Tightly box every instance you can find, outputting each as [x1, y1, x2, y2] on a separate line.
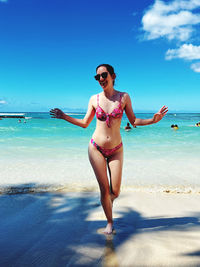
[103, 222, 113, 235]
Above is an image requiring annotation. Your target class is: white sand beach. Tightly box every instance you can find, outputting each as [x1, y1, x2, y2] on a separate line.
[0, 191, 200, 267]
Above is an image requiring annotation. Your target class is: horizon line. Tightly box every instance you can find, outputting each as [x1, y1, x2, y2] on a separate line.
[0, 111, 200, 114]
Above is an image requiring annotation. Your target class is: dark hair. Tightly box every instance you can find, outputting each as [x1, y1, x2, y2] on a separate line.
[96, 64, 116, 85]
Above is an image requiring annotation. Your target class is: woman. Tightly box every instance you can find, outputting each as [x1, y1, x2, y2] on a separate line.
[50, 64, 168, 234]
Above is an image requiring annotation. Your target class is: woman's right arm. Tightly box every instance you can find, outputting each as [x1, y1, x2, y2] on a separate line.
[50, 95, 96, 128]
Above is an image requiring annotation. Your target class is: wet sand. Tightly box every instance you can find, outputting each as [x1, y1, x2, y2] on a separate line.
[0, 191, 200, 267]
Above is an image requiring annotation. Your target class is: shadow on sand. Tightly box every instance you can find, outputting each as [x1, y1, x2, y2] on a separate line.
[0, 184, 200, 266]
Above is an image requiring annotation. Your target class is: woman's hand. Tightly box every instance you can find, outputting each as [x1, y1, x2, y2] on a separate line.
[153, 106, 168, 123]
[50, 108, 66, 119]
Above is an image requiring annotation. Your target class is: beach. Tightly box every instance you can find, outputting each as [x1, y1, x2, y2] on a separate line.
[1, 191, 200, 267]
[1, 0, 200, 264]
[1, 112, 200, 193]
[1, 112, 200, 266]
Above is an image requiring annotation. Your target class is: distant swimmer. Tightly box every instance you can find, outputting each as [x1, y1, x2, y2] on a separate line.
[171, 124, 179, 130]
[18, 119, 21, 123]
[124, 122, 132, 131]
[195, 122, 200, 127]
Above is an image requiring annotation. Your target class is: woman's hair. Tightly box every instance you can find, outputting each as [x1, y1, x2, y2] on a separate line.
[96, 64, 116, 85]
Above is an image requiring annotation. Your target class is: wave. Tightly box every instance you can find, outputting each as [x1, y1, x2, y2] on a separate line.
[0, 126, 20, 132]
[1, 183, 200, 195]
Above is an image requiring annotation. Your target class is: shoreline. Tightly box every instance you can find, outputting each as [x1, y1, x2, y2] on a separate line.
[1, 183, 200, 195]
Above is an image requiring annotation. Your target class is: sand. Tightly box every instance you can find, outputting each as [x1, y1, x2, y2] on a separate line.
[0, 191, 200, 267]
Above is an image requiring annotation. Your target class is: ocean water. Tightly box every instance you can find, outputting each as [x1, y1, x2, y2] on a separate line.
[0, 112, 200, 194]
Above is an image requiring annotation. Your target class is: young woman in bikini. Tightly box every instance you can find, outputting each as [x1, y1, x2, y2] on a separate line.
[50, 64, 168, 234]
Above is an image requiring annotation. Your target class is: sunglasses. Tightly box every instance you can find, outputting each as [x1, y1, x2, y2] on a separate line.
[94, 72, 108, 81]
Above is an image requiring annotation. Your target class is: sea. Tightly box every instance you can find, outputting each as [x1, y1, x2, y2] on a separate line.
[0, 112, 200, 194]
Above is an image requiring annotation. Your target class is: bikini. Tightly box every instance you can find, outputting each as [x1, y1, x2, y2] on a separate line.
[91, 93, 123, 158]
[96, 93, 123, 127]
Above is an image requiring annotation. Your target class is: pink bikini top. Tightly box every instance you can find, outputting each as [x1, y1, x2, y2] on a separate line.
[96, 93, 123, 127]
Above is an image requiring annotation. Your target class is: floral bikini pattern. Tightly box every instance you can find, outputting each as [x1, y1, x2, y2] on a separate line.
[96, 93, 123, 127]
[91, 93, 124, 158]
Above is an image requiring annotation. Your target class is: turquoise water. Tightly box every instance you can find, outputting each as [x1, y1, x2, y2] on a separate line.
[0, 112, 200, 193]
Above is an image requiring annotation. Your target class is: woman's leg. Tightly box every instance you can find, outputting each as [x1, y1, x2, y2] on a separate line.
[107, 147, 123, 203]
[88, 143, 113, 234]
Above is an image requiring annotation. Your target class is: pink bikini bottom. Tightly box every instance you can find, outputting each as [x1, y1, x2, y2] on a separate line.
[91, 138, 123, 158]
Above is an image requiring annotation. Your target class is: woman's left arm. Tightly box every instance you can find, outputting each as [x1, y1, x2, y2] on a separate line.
[124, 93, 168, 126]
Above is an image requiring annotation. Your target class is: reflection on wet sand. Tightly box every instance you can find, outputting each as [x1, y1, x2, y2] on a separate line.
[103, 234, 119, 267]
[96, 228, 119, 267]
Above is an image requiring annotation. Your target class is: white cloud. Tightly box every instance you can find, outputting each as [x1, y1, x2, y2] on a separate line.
[142, 0, 200, 42]
[0, 100, 7, 105]
[191, 62, 200, 72]
[165, 44, 200, 60]
[141, 0, 200, 73]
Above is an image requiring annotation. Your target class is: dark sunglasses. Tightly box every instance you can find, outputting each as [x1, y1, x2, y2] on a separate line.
[94, 72, 108, 81]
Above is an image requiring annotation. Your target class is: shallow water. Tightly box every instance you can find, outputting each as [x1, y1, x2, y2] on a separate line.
[0, 112, 200, 193]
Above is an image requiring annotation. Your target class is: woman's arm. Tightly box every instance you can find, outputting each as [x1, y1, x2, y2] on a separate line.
[50, 95, 96, 128]
[124, 93, 168, 126]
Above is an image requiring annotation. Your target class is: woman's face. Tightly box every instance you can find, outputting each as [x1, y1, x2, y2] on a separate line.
[96, 66, 115, 90]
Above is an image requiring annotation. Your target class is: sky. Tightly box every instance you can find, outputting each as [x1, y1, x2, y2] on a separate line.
[0, 0, 200, 112]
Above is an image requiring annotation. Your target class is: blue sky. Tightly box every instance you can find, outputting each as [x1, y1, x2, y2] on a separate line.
[0, 0, 200, 112]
